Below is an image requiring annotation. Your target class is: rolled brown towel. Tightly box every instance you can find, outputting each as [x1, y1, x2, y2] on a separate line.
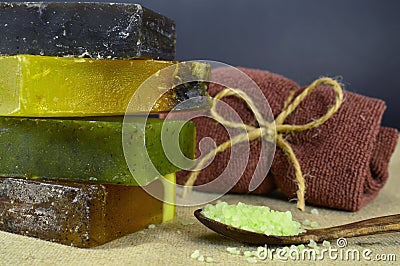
[176, 67, 398, 211]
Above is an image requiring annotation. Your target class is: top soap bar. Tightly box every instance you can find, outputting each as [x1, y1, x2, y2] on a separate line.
[0, 2, 176, 60]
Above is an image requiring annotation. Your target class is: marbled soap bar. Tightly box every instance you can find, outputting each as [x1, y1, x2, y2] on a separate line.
[0, 117, 195, 186]
[0, 2, 175, 60]
[0, 174, 175, 247]
[0, 55, 210, 116]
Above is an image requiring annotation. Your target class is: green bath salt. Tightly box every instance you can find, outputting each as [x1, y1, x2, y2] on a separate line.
[202, 201, 305, 236]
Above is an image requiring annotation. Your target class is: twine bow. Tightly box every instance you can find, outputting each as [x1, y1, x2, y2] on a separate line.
[183, 77, 344, 211]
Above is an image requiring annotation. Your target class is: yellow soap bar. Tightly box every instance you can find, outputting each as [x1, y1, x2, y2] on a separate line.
[0, 55, 210, 116]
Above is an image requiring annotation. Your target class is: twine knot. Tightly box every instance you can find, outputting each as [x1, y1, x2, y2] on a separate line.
[183, 77, 344, 211]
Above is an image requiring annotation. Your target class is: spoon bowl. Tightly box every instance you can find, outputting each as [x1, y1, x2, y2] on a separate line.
[194, 209, 400, 245]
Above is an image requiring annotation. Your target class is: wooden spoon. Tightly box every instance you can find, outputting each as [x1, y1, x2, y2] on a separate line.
[194, 209, 400, 245]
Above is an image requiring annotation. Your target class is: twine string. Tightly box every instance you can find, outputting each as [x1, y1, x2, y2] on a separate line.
[182, 77, 344, 211]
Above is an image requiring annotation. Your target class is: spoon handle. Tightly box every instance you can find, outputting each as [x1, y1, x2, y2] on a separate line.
[309, 214, 400, 241]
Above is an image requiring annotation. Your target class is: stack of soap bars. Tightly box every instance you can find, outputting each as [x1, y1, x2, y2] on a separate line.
[0, 2, 209, 247]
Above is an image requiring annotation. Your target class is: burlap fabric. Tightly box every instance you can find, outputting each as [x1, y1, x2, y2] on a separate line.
[1, 141, 399, 265]
[177, 67, 398, 211]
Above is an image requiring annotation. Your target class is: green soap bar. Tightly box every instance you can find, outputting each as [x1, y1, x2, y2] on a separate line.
[0, 117, 195, 185]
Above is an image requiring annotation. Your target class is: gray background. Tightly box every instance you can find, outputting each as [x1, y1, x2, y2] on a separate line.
[11, 0, 400, 129]
[134, 0, 400, 129]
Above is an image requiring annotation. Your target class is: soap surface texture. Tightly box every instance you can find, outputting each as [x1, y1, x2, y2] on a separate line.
[0, 117, 195, 186]
[0, 55, 210, 116]
[0, 175, 175, 247]
[0, 2, 176, 60]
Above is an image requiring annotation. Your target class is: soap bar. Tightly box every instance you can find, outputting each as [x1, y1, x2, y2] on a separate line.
[0, 117, 195, 186]
[0, 2, 175, 60]
[0, 55, 210, 116]
[0, 174, 175, 247]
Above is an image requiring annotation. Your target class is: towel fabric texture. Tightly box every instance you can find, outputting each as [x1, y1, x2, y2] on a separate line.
[176, 67, 398, 211]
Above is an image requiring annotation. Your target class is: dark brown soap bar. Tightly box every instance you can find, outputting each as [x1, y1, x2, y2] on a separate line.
[0, 175, 176, 247]
[0, 2, 175, 59]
